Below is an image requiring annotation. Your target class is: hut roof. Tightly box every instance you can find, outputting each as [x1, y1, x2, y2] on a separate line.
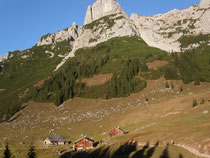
[74, 136, 95, 144]
[111, 126, 127, 134]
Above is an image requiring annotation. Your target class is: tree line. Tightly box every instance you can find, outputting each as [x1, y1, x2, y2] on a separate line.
[25, 57, 147, 106]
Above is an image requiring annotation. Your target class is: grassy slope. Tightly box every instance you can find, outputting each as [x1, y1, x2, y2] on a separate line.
[0, 40, 71, 120]
[0, 78, 209, 157]
[73, 36, 169, 74]
[0, 32, 209, 157]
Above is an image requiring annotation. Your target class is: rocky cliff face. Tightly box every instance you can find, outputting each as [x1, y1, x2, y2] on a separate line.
[84, 0, 128, 25]
[36, 0, 209, 70]
[131, 1, 210, 52]
[37, 22, 82, 46]
[200, 0, 210, 8]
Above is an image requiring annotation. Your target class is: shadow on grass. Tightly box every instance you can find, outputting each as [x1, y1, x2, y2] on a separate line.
[60, 141, 184, 158]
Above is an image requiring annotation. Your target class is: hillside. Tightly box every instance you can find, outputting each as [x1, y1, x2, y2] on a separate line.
[0, 0, 210, 157]
[0, 78, 210, 158]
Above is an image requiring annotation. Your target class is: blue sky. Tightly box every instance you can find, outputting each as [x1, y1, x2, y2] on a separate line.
[0, 0, 200, 56]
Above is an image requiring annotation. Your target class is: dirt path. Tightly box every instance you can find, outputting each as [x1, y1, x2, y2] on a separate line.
[175, 144, 210, 158]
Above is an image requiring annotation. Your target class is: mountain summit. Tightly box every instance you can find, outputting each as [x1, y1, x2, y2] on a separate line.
[84, 0, 128, 25]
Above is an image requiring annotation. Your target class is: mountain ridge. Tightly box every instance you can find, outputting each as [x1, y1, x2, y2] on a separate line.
[0, 0, 209, 65]
[36, 0, 210, 70]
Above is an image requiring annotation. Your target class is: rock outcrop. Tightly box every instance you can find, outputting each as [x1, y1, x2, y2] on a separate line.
[37, 0, 209, 70]
[131, 1, 210, 52]
[37, 22, 82, 46]
[0, 50, 22, 62]
[84, 0, 128, 25]
[54, 13, 140, 71]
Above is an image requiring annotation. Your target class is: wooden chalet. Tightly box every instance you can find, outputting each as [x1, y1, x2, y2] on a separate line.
[74, 135, 95, 151]
[43, 136, 67, 145]
[108, 126, 127, 137]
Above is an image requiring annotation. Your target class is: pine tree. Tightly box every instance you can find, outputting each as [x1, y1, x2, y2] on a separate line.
[200, 98, 205, 104]
[3, 143, 12, 158]
[165, 81, 169, 88]
[27, 144, 36, 158]
[193, 99, 198, 107]
[194, 72, 200, 86]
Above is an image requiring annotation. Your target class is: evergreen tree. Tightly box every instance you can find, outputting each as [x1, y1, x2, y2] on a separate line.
[27, 144, 36, 158]
[200, 98, 205, 104]
[193, 99, 198, 107]
[165, 81, 169, 88]
[194, 72, 200, 86]
[3, 143, 12, 158]
[164, 66, 178, 80]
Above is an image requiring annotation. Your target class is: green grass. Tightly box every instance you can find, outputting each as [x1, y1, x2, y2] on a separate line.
[74, 36, 169, 74]
[84, 14, 124, 32]
[0, 41, 72, 121]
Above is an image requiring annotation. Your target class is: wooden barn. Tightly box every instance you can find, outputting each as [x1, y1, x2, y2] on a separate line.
[74, 135, 95, 151]
[43, 136, 67, 145]
[109, 126, 127, 137]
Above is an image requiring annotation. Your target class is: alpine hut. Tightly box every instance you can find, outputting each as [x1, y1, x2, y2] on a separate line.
[109, 126, 127, 137]
[74, 135, 95, 151]
[43, 136, 67, 145]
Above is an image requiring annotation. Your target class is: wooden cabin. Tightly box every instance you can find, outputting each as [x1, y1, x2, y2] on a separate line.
[74, 136, 95, 151]
[43, 136, 66, 145]
[109, 126, 127, 137]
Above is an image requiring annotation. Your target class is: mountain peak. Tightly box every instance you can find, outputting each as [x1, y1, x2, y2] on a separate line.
[84, 0, 128, 25]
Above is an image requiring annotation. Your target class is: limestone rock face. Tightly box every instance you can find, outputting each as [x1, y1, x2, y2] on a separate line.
[200, 0, 210, 8]
[84, 6, 93, 25]
[131, 1, 210, 52]
[54, 14, 140, 71]
[37, 0, 210, 71]
[37, 22, 82, 46]
[84, 0, 128, 25]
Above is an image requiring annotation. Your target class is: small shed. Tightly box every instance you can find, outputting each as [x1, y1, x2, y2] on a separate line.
[74, 135, 95, 151]
[109, 126, 127, 137]
[43, 136, 66, 145]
